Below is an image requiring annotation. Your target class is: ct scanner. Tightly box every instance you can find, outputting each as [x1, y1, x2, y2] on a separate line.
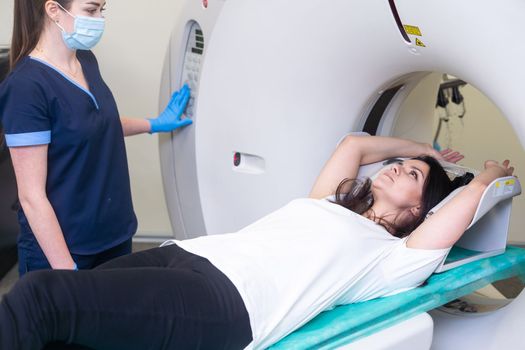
[158, 0, 525, 348]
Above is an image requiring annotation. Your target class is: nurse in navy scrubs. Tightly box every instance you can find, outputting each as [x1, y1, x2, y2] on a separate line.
[0, 0, 191, 275]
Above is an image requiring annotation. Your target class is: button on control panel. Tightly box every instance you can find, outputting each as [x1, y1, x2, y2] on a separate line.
[181, 22, 204, 118]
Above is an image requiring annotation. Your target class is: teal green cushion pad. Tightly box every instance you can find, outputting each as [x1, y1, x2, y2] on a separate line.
[269, 246, 525, 350]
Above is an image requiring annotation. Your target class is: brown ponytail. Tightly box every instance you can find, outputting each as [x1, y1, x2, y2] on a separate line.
[10, 0, 72, 69]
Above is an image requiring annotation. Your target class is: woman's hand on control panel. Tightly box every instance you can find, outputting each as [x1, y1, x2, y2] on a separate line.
[149, 84, 192, 133]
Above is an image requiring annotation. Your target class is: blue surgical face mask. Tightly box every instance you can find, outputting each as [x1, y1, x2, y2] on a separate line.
[53, 2, 106, 50]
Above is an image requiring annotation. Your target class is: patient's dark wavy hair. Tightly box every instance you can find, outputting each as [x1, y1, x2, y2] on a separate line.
[332, 156, 473, 238]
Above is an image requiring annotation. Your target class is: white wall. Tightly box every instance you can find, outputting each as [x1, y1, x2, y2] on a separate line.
[0, 0, 14, 46]
[93, 0, 184, 238]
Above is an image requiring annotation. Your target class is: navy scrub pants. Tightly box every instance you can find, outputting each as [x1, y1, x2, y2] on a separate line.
[0, 244, 252, 350]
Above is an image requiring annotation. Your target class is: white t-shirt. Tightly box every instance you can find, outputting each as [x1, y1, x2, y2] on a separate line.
[167, 198, 449, 350]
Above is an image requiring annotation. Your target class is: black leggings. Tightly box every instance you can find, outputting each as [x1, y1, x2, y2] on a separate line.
[0, 244, 252, 350]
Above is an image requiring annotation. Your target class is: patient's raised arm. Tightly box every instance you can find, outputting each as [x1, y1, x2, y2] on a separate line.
[309, 135, 443, 199]
[407, 159, 516, 250]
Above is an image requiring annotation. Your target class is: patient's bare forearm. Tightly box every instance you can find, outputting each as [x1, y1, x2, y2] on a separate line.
[310, 135, 440, 199]
[342, 135, 438, 165]
[473, 161, 514, 187]
[407, 182, 485, 250]
[407, 159, 515, 250]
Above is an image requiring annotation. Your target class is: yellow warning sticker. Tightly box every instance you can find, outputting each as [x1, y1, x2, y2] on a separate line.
[403, 25, 422, 36]
[415, 38, 426, 47]
[494, 179, 516, 196]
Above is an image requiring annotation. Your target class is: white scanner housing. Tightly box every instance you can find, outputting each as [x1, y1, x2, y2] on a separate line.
[158, 1, 525, 349]
[159, 0, 525, 240]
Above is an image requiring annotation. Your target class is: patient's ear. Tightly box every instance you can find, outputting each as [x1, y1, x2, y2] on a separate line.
[410, 205, 421, 217]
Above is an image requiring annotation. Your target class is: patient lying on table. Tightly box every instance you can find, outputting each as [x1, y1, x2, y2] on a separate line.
[0, 135, 516, 350]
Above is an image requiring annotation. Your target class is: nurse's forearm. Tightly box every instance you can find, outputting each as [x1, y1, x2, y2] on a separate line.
[120, 117, 151, 136]
[19, 195, 76, 269]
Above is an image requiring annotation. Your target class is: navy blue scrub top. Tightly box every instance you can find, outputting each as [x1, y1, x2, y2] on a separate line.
[0, 50, 137, 254]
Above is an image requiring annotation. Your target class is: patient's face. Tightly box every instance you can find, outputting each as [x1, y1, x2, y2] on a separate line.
[371, 159, 430, 211]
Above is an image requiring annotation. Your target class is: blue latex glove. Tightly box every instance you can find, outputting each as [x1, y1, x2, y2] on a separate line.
[149, 84, 192, 133]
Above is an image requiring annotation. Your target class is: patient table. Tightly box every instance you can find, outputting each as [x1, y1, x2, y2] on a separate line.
[270, 246, 525, 349]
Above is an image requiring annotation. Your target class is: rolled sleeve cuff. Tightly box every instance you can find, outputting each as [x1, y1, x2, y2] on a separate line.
[5, 131, 51, 147]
